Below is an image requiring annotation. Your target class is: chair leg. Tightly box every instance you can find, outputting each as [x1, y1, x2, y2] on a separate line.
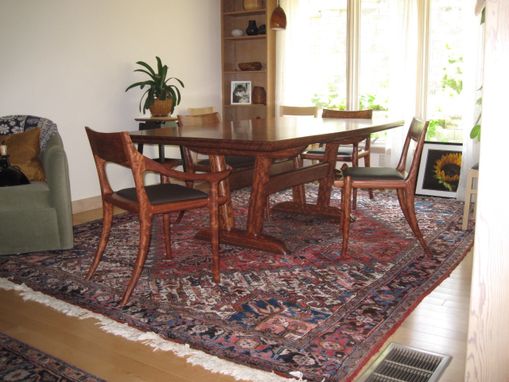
[398, 188, 431, 255]
[162, 214, 172, 259]
[341, 176, 353, 256]
[352, 145, 359, 210]
[120, 214, 152, 306]
[209, 188, 220, 283]
[364, 154, 375, 200]
[86, 202, 113, 280]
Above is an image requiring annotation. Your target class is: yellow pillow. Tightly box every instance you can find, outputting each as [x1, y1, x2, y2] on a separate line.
[2, 128, 45, 181]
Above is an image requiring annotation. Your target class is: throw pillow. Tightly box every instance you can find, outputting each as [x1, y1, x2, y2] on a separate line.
[2, 128, 45, 181]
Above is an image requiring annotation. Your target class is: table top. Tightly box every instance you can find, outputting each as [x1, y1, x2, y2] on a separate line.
[134, 116, 178, 122]
[130, 115, 404, 153]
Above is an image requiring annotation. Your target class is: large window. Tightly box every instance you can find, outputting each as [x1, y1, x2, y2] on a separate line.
[278, 0, 474, 143]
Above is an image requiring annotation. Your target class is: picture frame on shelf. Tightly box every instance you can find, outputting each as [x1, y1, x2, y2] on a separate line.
[416, 142, 463, 198]
[231, 81, 252, 105]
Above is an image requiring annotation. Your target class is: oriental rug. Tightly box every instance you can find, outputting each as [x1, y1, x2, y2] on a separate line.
[0, 187, 474, 382]
[0, 332, 105, 381]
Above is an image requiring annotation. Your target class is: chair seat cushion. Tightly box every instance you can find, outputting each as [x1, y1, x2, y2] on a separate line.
[0, 182, 50, 209]
[197, 155, 255, 168]
[305, 146, 363, 156]
[343, 167, 406, 180]
[117, 183, 208, 205]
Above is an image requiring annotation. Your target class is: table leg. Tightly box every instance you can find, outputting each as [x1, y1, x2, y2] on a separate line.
[271, 142, 342, 221]
[195, 155, 288, 254]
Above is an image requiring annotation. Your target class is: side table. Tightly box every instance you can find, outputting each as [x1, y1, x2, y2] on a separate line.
[135, 117, 185, 170]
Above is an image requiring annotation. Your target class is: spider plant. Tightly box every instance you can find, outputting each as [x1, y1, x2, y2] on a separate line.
[125, 56, 184, 114]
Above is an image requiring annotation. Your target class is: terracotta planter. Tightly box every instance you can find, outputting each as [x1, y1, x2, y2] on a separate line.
[149, 99, 173, 117]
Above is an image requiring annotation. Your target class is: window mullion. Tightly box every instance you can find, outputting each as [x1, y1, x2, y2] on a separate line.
[346, 0, 360, 110]
[416, 0, 430, 118]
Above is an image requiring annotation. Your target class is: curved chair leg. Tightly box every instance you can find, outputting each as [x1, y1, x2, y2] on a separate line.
[364, 154, 375, 200]
[209, 187, 220, 283]
[341, 176, 353, 256]
[400, 188, 431, 255]
[352, 144, 359, 210]
[120, 214, 152, 306]
[86, 202, 113, 280]
[162, 213, 172, 259]
[396, 189, 412, 225]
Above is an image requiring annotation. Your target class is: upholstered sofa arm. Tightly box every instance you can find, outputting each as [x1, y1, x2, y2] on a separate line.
[41, 133, 73, 248]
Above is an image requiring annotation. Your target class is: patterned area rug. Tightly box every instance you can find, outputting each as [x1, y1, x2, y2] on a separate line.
[0, 332, 104, 381]
[0, 187, 474, 382]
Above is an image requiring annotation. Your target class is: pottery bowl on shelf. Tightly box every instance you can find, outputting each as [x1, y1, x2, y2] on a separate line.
[238, 61, 263, 71]
[231, 28, 244, 37]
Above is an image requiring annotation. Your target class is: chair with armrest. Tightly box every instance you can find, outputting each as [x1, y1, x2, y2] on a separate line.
[301, 109, 374, 209]
[334, 117, 430, 256]
[0, 115, 73, 255]
[280, 105, 318, 117]
[188, 106, 214, 115]
[177, 112, 256, 190]
[85, 127, 231, 306]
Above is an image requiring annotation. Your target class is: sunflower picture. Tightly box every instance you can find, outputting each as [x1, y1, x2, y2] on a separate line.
[416, 143, 463, 197]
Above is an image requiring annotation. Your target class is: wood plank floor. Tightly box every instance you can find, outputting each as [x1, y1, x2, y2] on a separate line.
[0, 208, 472, 381]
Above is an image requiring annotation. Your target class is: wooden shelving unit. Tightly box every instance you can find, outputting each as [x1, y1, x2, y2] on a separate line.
[221, 0, 276, 122]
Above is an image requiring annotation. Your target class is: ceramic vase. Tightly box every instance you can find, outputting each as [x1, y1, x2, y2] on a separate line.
[246, 20, 258, 36]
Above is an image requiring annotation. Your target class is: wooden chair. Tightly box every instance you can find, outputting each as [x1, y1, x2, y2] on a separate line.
[177, 112, 256, 190]
[188, 106, 214, 115]
[301, 109, 374, 209]
[85, 127, 231, 306]
[335, 117, 430, 256]
[280, 105, 318, 117]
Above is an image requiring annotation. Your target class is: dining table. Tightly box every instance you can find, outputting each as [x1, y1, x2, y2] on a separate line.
[130, 115, 404, 254]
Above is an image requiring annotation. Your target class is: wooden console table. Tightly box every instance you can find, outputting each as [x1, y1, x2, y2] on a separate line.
[135, 116, 181, 165]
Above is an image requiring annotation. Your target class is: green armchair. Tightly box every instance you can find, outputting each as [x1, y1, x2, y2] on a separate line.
[0, 115, 73, 255]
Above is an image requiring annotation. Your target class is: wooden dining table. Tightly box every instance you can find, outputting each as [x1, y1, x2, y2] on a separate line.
[130, 115, 404, 254]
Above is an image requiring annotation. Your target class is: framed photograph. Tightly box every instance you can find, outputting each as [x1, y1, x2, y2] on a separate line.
[231, 81, 252, 105]
[416, 142, 463, 198]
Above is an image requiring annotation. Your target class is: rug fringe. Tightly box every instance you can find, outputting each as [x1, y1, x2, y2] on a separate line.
[0, 278, 304, 382]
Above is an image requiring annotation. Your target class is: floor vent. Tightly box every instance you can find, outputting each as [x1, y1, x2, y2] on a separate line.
[357, 343, 451, 382]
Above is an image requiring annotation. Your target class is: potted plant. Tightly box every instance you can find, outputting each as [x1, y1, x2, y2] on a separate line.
[125, 56, 184, 116]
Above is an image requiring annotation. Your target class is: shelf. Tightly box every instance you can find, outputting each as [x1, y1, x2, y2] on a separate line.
[224, 104, 266, 108]
[223, 35, 266, 41]
[224, 70, 267, 74]
[224, 9, 266, 17]
[221, 0, 275, 122]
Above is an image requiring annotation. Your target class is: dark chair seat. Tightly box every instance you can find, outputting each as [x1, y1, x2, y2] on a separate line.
[305, 146, 359, 156]
[342, 167, 406, 181]
[117, 183, 208, 205]
[197, 155, 255, 168]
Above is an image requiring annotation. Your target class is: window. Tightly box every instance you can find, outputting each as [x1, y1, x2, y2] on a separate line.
[277, 0, 473, 143]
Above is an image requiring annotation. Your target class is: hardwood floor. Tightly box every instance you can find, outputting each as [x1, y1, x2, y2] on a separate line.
[0, 208, 472, 381]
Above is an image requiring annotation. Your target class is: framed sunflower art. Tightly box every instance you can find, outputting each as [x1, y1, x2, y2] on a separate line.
[416, 142, 463, 198]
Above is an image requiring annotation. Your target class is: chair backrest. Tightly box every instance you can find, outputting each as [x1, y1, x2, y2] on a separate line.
[321, 109, 373, 119]
[396, 118, 429, 180]
[177, 112, 221, 127]
[280, 105, 318, 117]
[188, 106, 214, 116]
[85, 127, 147, 201]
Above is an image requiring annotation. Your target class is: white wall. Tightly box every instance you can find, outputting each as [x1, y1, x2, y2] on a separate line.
[0, 0, 221, 202]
